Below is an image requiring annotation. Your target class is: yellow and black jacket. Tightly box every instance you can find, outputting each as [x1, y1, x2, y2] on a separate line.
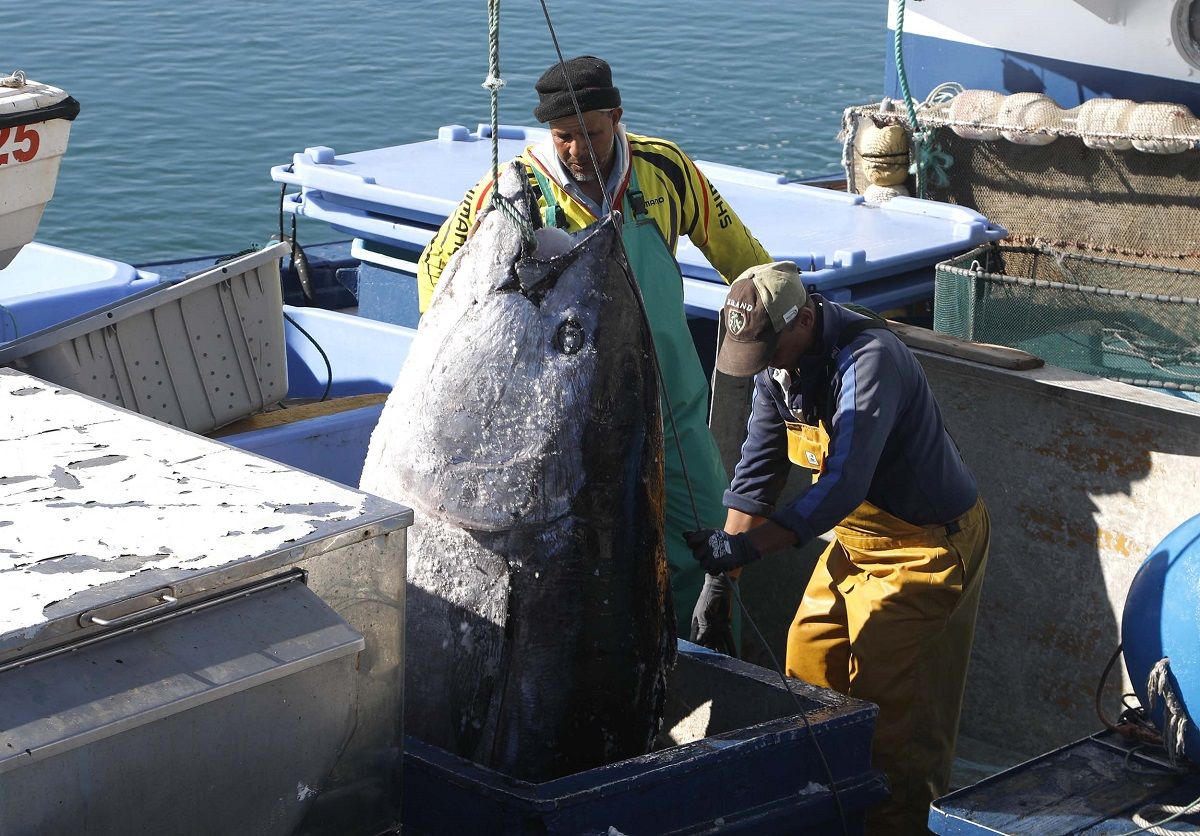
[416, 130, 770, 311]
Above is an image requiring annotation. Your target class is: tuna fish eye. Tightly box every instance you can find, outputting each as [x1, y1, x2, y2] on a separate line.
[556, 319, 585, 355]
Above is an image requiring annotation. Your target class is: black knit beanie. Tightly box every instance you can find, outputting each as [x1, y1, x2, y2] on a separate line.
[533, 56, 621, 123]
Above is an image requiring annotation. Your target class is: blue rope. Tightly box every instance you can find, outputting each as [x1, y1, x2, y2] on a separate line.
[483, 0, 536, 246]
[893, 0, 953, 195]
[917, 139, 954, 189]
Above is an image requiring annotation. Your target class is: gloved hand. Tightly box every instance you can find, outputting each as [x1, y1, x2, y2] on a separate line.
[690, 573, 738, 657]
[683, 529, 762, 575]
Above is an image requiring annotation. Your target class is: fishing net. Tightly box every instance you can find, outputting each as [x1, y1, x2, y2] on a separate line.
[842, 95, 1200, 389]
[935, 243, 1200, 390]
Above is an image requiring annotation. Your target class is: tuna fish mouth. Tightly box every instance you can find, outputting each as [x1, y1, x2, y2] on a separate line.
[499, 218, 619, 304]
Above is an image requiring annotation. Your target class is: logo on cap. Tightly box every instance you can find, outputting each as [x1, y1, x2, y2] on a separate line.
[727, 309, 746, 336]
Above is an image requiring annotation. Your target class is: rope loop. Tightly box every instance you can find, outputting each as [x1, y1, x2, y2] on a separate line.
[491, 193, 538, 249]
[911, 128, 954, 189]
[1148, 657, 1192, 767]
[1, 69, 27, 88]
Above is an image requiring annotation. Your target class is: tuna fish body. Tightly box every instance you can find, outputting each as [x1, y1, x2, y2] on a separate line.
[359, 162, 675, 781]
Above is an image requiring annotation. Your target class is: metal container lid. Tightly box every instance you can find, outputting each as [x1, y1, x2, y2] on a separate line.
[0, 368, 412, 663]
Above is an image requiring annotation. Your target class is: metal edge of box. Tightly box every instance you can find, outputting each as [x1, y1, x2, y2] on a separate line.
[0, 580, 365, 773]
[0, 367, 414, 661]
[5, 496, 410, 662]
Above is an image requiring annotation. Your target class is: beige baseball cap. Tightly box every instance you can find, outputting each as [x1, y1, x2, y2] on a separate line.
[715, 261, 807, 377]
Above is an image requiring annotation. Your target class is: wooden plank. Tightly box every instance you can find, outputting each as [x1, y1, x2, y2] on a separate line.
[887, 320, 1045, 370]
[209, 393, 389, 438]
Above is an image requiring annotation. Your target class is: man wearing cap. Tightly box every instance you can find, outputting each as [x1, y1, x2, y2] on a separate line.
[418, 55, 771, 638]
[685, 261, 990, 833]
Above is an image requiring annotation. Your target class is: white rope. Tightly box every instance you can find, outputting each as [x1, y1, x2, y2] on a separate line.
[1, 70, 27, 88]
[1148, 657, 1192, 766]
[1120, 798, 1200, 835]
[922, 81, 965, 107]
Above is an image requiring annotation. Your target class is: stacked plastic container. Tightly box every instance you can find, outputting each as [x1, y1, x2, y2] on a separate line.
[272, 124, 1007, 325]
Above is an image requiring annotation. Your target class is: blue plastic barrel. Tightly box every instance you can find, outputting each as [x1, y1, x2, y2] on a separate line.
[1121, 513, 1200, 760]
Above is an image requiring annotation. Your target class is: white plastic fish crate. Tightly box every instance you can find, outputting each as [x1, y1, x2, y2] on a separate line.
[0, 242, 290, 434]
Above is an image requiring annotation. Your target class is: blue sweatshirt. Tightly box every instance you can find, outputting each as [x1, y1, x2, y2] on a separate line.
[724, 297, 978, 546]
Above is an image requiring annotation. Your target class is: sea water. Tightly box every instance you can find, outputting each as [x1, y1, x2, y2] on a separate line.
[5, 0, 885, 264]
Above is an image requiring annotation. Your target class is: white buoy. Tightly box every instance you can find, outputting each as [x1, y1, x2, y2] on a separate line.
[947, 90, 1004, 141]
[1073, 98, 1136, 151]
[1128, 102, 1197, 154]
[997, 93, 1061, 146]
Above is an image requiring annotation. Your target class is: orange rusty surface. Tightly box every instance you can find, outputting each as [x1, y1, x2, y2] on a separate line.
[1032, 424, 1159, 481]
[1030, 620, 1109, 661]
[1012, 506, 1142, 559]
[1095, 527, 1143, 560]
[1017, 502, 1087, 548]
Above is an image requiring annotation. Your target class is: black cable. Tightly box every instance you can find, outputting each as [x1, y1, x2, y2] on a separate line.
[728, 573, 850, 833]
[1097, 643, 1165, 750]
[536, 0, 613, 216]
[277, 176, 315, 302]
[283, 311, 332, 402]
[1097, 644, 1125, 732]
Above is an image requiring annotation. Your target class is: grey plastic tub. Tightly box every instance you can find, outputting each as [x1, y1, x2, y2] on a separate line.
[0, 242, 289, 433]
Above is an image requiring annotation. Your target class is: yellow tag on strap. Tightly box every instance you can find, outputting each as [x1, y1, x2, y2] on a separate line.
[785, 420, 830, 480]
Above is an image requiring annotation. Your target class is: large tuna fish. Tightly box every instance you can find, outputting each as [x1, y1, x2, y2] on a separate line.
[360, 162, 675, 781]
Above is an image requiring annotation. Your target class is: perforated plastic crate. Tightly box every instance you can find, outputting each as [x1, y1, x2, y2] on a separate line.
[0, 243, 289, 433]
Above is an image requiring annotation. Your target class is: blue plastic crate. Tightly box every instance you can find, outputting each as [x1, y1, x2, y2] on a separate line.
[0, 243, 161, 342]
[401, 643, 886, 835]
[351, 238, 421, 329]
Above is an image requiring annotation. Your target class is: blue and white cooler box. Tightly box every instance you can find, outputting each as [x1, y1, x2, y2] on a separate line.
[272, 124, 1006, 327]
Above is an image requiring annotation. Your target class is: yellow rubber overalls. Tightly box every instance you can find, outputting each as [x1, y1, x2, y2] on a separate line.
[783, 386, 990, 833]
[530, 165, 728, 638]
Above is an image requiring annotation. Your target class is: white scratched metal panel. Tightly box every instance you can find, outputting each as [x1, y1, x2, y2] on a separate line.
[0, 371, 368, 638]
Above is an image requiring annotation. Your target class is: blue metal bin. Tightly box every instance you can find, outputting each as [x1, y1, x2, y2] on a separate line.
[929, 731, 1200, 835]
[403, 643, 887, 835]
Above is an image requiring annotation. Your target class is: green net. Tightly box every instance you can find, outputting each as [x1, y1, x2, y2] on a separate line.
[935, 244, 1200, 390]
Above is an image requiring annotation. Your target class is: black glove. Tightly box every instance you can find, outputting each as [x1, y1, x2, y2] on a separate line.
[690, 573, 738, 657]
[684, 529, 762, 575]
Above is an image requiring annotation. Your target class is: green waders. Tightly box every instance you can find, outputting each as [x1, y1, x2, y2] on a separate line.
[530, 165, 730, 637]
